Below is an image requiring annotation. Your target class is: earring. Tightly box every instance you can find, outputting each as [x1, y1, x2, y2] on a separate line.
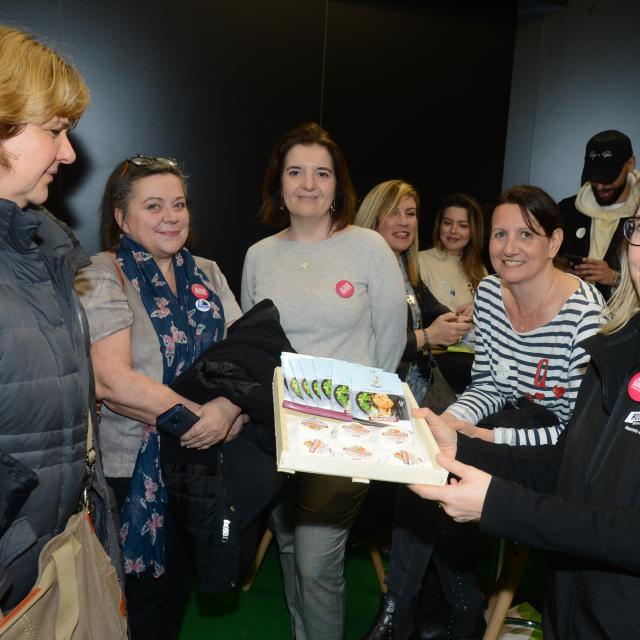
[280, 195, 285, 212]
[330, 200, 336, 217]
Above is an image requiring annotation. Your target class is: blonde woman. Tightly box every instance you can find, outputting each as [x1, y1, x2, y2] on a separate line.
[0, 26, 119, 611]
[355, 180, 472, 405]
[411, 210, 640, 639]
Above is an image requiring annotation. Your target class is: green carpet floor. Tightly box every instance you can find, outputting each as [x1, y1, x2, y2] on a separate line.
[179, 542, 382, 639]
[178, 529, 547, 639]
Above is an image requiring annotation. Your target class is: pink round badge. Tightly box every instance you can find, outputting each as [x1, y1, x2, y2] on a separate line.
[629, 373, 640, 402]
[336, 280, 354, 298]
[191, 283, 209, 299]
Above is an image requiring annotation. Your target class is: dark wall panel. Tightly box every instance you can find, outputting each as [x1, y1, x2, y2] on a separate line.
[324, 0, 516, 245]
[1, 1, 515, 294]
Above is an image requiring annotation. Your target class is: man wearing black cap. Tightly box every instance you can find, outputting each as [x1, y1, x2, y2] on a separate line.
[558, 129, 639, 298]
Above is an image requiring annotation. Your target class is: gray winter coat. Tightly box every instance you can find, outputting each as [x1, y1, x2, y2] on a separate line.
[0, 199, 121, 611]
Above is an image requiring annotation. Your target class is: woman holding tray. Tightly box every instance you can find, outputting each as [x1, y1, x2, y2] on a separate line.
[241, 122, 406, 640]
[362, 186, 606, 640]
[355, 179, 473, 405]
[410, 210, 640, 638]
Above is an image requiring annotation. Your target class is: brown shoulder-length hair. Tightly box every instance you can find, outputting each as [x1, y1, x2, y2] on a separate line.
[433, 192, 486, 293]
[100, 158, 189, 251]
[259, 122, 356, 232]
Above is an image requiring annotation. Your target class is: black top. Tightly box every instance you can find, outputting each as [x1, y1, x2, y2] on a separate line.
[458, 312, 640, 639]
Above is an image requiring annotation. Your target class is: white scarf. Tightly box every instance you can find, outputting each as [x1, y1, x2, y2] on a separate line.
[575, 169, 640, 259]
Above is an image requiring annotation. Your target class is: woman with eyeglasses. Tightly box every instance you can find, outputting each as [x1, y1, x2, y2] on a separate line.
[0, 26, 122, 614]
[411, 209, 640, 639]
[76, 156, 244, 639]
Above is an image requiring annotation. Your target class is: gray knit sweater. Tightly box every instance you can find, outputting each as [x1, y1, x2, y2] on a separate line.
[241, 226, 406, 372]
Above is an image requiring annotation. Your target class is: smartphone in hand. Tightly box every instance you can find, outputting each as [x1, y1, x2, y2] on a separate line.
[156, 404, 200, 438]
[563, 254, 585, 268]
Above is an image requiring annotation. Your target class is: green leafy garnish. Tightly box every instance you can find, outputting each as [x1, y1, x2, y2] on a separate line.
[334, 384, 350, 409]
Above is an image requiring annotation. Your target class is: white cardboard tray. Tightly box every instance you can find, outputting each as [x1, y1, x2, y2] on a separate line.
[273, 367, 447, 486]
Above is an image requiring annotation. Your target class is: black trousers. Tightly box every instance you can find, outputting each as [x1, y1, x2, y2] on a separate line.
[109, 477, 192, 640]
[385, 485, 484, 617]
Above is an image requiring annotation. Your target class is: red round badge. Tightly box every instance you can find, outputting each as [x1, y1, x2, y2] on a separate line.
[629, 373, 640, 402]
[335, 280, 354, 298]
[191, 284, 209, 299]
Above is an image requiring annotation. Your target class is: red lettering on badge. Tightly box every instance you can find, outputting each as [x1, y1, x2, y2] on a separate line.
[629, 373, 640, 402]
[191, 284, 209, 299]
[336, 280, 354, 298]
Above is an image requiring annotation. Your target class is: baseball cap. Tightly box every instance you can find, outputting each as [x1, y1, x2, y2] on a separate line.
[581, 130, 633, 184]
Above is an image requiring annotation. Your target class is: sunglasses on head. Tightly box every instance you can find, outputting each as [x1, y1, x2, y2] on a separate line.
[127, 155, 178, 168]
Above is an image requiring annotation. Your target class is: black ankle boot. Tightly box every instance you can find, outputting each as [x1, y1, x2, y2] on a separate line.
[361, 592, 416, 640]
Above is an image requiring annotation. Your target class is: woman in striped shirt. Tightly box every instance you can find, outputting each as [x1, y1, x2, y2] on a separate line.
[443, 185, 606, 446]
[362, 185, 606, 640]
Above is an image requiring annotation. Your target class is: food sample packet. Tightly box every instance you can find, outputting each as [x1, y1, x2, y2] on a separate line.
[350, 367, 412, 431]
[313, 357, 333, 409]
[330, 359, 352, 416]
[281, 352, 304, 403]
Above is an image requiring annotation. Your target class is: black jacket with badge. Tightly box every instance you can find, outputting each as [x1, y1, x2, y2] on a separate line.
[558, 194, 625, 299]
[458, 311, 640, 639]
[0, 199, 121, 610]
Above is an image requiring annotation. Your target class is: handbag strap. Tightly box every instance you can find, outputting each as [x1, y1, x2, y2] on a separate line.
[51, 541, 80, 640]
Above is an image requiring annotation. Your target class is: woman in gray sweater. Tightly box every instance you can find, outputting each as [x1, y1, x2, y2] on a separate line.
[242, 123, 406, 640]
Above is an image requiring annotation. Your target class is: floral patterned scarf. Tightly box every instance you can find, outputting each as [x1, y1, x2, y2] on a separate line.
[116, 234, 224, 577]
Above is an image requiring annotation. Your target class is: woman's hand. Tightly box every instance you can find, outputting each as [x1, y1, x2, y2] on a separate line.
[410, 454, 491, 523]
[413, 407, 458, 458]
[180, 397, 242, 449]
[440, 412, 494, 442]
[425, 312, 473, 346]
[455, 302, 474, 318]
[573, 258, 617, 286]
[224, 413, 249, 443]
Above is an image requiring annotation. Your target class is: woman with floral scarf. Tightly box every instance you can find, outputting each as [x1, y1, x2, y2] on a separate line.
[77, 156, 244, 640]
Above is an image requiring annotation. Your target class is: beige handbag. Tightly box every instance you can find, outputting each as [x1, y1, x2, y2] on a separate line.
[0, 415, 128, 639]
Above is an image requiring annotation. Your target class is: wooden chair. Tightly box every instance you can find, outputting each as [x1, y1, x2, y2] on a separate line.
[483, 541, 530, 640]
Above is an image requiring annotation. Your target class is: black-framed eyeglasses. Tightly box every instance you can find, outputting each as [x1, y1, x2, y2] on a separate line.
[127, 155, 178, 168]
[622, 217, 640, 246]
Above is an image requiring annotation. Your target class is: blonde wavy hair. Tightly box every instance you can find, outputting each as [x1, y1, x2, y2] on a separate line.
[602, 243, 640, 334]
[355, 180, 421, 287]
[0, 25, 90, 168]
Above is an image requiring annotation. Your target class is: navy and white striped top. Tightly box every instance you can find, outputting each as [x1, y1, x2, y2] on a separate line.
[447, 274, 606, 445]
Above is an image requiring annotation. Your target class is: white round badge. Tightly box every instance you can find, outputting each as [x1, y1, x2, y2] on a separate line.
[195, 298, 211, 312]
[576, 227, 586, 239]
[494, 361, 511, 381]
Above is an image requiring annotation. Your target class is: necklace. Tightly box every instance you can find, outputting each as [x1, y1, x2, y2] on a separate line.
[513, 270, 557, 331]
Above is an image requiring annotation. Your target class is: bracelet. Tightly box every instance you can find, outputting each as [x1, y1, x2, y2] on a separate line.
[421, 328, 430, 353]
[614, 271, 621, 288]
